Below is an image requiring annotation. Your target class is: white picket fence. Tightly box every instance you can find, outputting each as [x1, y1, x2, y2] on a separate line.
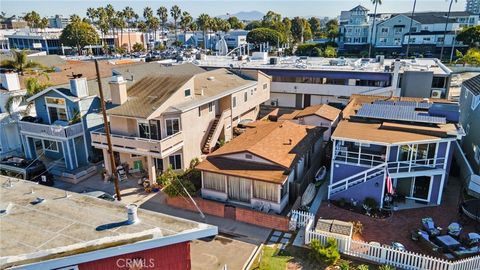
[297, 211, 480, 270]
[289, 210, 315, 230]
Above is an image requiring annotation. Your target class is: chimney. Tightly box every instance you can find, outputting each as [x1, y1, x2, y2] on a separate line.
[0, 72, 21, 91]
[109, 75, 127, 105]
[69, 77, 89, 98]
[126, 204, 139, 224]
[391, 58, 401, 89]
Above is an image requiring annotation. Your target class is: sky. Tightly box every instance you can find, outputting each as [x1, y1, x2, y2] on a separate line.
[0, 0, 469, 19]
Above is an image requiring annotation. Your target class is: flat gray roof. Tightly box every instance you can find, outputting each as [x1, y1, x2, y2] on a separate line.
[0, 176, 217, 269]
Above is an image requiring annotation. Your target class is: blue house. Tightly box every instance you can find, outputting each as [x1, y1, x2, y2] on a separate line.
[328, 95, 464, 209]
[19, 77, 103, 182]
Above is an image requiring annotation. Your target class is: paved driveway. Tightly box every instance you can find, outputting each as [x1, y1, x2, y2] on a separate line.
[191, 236, 257, 270]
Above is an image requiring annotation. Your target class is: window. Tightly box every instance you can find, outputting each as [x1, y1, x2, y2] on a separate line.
[253, 181, 278, 202]
[471, 95, 480, 110]
[244, 92, 248, 102]
[245, 153, 253, 159]
[437, 37, 444, 43]
[423, 37, 431, 42]
[379, 38, 387, 43]
[232, 96, 237, 107]
[184, 89, 191, 97]
[251, 89, 254, 96]
[198, 107, 202, 117]
[203, 172, 225, 192]
[46, 97, 68, 123]
[169, 154, 182, 170]
[43, 139, 58, 152]
[208, 102, 213, 112]
[381, 27, 389, 33]
[165, 118, 180, 136]
[46, 97, 66, 105]
[263, 83, 268, 90]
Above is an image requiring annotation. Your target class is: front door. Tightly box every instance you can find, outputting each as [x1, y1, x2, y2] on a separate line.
[295, 94, 303, 109]
[412, 176, 430, 201]
[304, 94, 311, 107]
[133, 160, 143, 171]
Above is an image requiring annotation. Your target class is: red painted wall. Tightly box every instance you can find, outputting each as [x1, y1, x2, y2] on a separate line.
[78, 242, 190, 270]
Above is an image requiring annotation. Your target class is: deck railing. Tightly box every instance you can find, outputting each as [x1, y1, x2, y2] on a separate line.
[19, 121, 84, 138]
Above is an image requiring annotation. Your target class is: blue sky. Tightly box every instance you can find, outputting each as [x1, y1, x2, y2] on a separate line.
[0, 0, 468, 18]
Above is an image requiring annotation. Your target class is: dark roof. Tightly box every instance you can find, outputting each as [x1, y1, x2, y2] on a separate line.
[412, 11, 474, 17]
[405, 30, 456, 36]
[407, 14, 456, 24]
[463, 75, 480, 96]
[350, 5, 368, 12]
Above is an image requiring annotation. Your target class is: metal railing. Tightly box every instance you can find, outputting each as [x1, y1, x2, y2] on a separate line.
[387, 158, 445, 174]
[334, 147, 386, 167]
[19, 121, 84, 138]
[328, 163, 386, 197]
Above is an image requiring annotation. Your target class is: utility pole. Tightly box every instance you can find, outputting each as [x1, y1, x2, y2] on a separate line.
[405, 0, 417, 58]
[94, 60, 121, 201]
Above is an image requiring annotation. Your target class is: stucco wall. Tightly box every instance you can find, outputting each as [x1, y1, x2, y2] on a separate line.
[330, 173, 384, 207]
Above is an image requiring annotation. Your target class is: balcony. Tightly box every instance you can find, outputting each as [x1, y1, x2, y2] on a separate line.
[19, 121, 84, 138]
[91, 129, 184, 158]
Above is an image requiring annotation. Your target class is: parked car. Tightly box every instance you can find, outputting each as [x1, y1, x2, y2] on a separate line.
[83, 191, 116, 202]
[0, 156, 54, 186]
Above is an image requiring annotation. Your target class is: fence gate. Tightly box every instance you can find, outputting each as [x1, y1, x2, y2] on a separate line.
[224, 204, 236, 220]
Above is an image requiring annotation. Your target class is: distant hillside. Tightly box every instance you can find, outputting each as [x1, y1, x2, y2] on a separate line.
[217, 11, 264, 21]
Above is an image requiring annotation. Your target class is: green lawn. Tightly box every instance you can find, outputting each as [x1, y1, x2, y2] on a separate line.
[250, 245, 293, 270]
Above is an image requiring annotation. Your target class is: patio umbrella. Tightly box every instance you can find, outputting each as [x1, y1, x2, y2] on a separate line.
[386, 175, 394, 195]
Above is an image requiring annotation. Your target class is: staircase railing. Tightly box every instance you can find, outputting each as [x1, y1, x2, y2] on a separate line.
[328, 163, 386, 198]
[206, 109, 230, 151]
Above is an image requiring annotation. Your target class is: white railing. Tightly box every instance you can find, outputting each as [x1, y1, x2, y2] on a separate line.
[299, 211, 480, 270]
[387, 158, 445, 174]
[159, 131, 184, 157]
[289, 210, 315, 230]
[19, 121, 84, 138]
[205, 109, 231, 152]
[328, 163, 386, 197]
[334, 148, 385, 167]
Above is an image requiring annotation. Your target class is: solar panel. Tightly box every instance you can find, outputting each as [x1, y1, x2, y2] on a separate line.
[357, 103, 446, 124]
[373, 100, 432, 109]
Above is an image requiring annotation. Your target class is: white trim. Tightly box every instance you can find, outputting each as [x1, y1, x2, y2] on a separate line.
[438, 141, 451, 204]
[65, 141, 74, 169]
[71, 139, 79, 168]
[42, 139, 59, 153]
[26, 87, 79, 103]
[168, 153, 183, 170]
[44, 96, 69, 124]
[164, 118, 180, 137]
[9, 227, 218, 270]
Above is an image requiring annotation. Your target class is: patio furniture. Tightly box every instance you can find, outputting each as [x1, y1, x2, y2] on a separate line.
[453, 245, 480, 259]
[447, 222, 462, 238]
[463, 232, 480, 247]
[392, 242, 406, 251]
[117, 165, 127, 181]
[411, 229, 443, 253]
[435, 235, 461, 251]
[422, 217, 441, 237]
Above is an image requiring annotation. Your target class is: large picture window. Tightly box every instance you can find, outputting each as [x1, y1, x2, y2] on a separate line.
[253, 181, 279, 202]
[165, 118, 180, 136]
[203, 172, 226, 192]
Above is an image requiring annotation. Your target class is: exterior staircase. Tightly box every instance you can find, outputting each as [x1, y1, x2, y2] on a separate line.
[202, 118, 220, 154]
[328, 163, 386, 198]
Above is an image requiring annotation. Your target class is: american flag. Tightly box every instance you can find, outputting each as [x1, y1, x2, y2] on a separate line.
[386, 175, 394, 195]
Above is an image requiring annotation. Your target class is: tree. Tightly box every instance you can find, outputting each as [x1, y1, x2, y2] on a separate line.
[170, 5, 181, 41]
[86, 7, 97, 24]
[325, 19, 339, 42]
[262, 11, 282, 28]
[456, 48, 480, 66]
[227, 16, 244, 29]
[123, 6, 136, 52]
[308, 17, 321, 39]
[132, 42, 145, 52]
[291, 17, 311, 43]
[211, 17, 223, 34]
[246, 28, 286, 45]
[143, 7, 153, 20]
[309, 238, 340, 266]
[220, 20, 231, 34]
[105, 4, 116, 36]
[157, 6, 168, 38]
[324, 46, 337, 57]
[39, 17, 49, 32]
[60, 21, 99, 55]
[368, 0, 383, 58]
[282, 17, 292, 44]
[113, 11, 126, 50]
[24, 11, 41, 29]
[440, 0, 458, 60]
[197, 13, 211, 49]
[245, 20, 262, 30]
[180, 11, 193, 38]
[457, 25, 480, 48]
[69, 14, 81, 24]
[0, 50, 42, 75]
[148, 17, 160, 47]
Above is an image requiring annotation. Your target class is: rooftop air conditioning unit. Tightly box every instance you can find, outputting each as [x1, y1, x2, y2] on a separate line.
[270, 100, 279, 106]
[431, 89, 442, 99]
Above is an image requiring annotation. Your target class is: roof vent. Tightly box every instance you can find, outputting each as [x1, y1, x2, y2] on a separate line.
[207, 76, 215, 81]
[284, 139, 292, 145]
[0, 203, 12, 216]
[127, 204, 139, 224]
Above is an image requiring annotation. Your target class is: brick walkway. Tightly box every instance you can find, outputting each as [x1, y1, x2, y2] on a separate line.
[317, 178, 479, 256]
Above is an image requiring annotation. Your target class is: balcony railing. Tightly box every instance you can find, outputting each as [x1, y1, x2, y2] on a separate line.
[19, 121, 84, 138]
[387, 158, 446, 174]
[334, 147, 386, 167]
[91, 129, 184, 158]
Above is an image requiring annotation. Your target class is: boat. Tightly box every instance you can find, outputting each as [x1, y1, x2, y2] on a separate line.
[315, 166, 327, 182]
[301, 183, 316, 206]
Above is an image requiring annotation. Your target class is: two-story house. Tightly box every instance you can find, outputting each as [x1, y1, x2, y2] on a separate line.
[328, 94, 464, 210]
[0, 72, 26, 159]
[19, 76, 103, 182]
[197, 121, 324, 213]
[91, 63, 271, 182]
[459, 75, 480, 198]
[339, 5, 371, 53]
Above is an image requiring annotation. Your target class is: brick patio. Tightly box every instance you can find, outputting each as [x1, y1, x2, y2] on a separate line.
[317, 177, 479, 256]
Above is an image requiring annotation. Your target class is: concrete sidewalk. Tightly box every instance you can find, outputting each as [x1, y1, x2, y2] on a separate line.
[141, 193, 271, 245]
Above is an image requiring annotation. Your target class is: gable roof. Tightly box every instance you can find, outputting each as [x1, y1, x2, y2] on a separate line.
[207, 121, 320, 168]
[290, 104, 341, 121]
[406, 14, 456, 24]
[463, 75, 480, 96]
[26, 87, 81, 103]
[350, 5, 368, 12]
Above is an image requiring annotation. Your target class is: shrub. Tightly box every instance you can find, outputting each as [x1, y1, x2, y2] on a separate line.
[363, 197, 378, 210]
[357, 265, 369, 270]
[246, 28, 286, 45]
[339, 259, 351, 270]
[379, 265, 396, 270]
[157, 167, 197, 197]
[352, 221, 364, 236]
[309, 238, 340, 266]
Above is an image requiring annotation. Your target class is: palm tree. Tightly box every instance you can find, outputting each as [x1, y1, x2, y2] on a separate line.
[157, 6, 168, 40]
[123, 6, 136, 52]
[170, 5, 181, 42]
[86, 7, 97, 24]
[113, 11, 127, 51]
[220, 19, 231, 35]
[39, 17, 49, 32]
[211, 17, 223, 35]
[180, 11, 193, 42]
[69, 14, 81, 24]
[440, 0, 457, 61]
[368, 0, 382, 58]
[405, 0, 417, 57]
[143, 7, 153, 20]
[148, 17, 160, 49]
[197, 14, 211, 49]
[105, 4, 116, 36]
